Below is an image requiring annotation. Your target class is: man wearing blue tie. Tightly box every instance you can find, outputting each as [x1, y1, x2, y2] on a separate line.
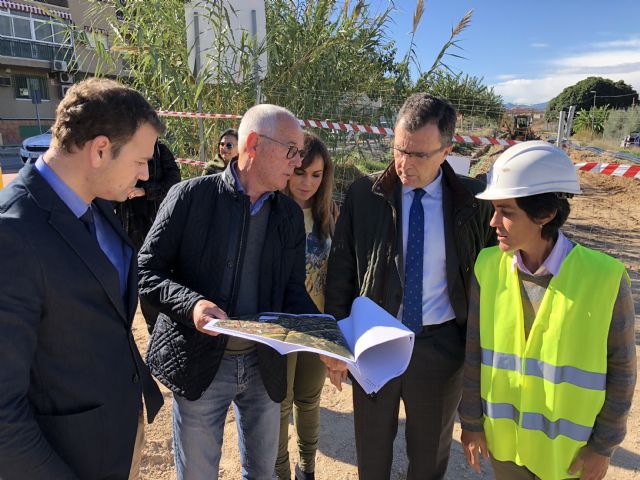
[324, 93, 495, 480]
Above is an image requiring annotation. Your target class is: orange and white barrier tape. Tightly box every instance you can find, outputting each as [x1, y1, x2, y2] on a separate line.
[576, 162, 640, 180]
[156, 109, 520, 146]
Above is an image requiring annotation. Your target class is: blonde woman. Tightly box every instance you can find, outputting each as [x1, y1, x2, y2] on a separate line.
[276, 131, 337, 480]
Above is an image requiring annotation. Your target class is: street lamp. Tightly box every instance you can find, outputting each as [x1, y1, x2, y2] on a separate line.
[590, 90, 597, 136]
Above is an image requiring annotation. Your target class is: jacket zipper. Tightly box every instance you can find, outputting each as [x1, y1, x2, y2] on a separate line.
[228, 198, 249, 313]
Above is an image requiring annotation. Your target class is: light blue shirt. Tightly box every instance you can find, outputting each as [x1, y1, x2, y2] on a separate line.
[35, 157, 131, 299]
[230, 161, 274, 216]
[399, 168, 456, 326]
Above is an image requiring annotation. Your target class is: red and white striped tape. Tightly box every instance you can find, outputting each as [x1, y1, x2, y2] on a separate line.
[176, 158, 205, 166]
[298, 118, 394, 136]
[576, 162, 640, 180]
[452, 134, 518, 146]
[156, 109, 519, 146]
[157, 110, 242, 120]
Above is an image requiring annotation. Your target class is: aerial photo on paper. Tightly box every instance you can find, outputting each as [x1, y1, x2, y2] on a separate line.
[216, 314, 354, 360]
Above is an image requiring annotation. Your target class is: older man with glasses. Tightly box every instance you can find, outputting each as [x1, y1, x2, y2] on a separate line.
[138, 104, 318, 480]
[324, 93, 496, 480]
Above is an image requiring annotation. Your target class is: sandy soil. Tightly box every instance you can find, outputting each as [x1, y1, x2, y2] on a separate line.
[133, 151, 640, 479]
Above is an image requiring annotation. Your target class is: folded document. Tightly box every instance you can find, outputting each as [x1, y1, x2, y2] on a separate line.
[203, 296, 415, 394]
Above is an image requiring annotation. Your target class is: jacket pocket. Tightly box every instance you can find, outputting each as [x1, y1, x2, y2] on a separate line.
[36, 405, 105, 480]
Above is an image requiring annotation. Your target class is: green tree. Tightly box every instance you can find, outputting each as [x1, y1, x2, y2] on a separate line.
[414, 70, 503, 121]
[545, 76, 638, 121]
[73, 0, 474, 163]
[572, 105, 610, 135]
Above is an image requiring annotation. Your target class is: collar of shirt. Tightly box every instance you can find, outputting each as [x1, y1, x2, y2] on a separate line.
[401, 168, 443, 200]
[513, 230, 574, 276]
[35, 156, 90, 217]
[230, 161, 274, 216]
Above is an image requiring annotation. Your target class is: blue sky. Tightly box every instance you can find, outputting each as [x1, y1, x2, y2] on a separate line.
[377, 0, 640, 104]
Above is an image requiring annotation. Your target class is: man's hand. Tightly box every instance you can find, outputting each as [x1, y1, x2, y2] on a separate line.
[568, 446, 610, 480]
[319, 355, 348, 391]
[192, 299, 228, 336]
[127, 187, 146, 199]
[461, 429, 489, 473]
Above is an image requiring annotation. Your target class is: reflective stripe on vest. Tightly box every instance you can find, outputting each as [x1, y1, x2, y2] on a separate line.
[475, 244, 626, 480]
[481, 348, 607, 390]
[482, 400, 592, 442]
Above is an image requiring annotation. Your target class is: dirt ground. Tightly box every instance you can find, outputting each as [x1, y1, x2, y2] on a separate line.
[133, 149, 640, 479]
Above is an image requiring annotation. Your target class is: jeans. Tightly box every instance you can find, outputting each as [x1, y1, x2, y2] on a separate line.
[173, 351, 280, 480]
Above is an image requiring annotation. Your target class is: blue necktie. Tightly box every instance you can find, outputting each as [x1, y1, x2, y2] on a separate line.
[80, 206, 97, 241]
[403, 188, 425, 333]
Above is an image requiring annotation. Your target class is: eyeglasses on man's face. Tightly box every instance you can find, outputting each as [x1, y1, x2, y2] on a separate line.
[392, 145, 446, 161]
[257, 133, 305, 160]
[219, 142, 235, 150]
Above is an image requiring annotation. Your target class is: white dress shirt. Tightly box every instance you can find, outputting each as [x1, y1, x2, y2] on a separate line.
[398, 169, 456, 326]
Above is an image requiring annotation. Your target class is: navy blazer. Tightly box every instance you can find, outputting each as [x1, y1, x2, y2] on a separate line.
[0, 162, 163, 479]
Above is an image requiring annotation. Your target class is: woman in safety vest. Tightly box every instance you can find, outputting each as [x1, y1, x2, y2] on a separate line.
[459, 141, 636, 480]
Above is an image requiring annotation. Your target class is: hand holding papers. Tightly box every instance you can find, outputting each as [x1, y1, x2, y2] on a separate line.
[203, 296, 415, 394]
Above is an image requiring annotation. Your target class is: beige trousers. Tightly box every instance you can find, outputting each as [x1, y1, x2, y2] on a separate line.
[128, 412, 145, 480]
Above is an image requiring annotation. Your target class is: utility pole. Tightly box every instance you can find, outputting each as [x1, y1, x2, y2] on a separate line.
[590, 90, 597, 136]
[193, 11, 206, 163]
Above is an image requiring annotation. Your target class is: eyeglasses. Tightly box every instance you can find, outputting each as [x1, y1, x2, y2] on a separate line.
[257, 133, 305, 160]
[219, 142, 235, 150]
[392, 145, 446, 161]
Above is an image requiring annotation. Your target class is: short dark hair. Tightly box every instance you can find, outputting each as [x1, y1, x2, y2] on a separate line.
[396, 93, 456, 147]
[52, 78, 165, 157]
[516, 193, 571, 241]
[218, 128, 238, 142]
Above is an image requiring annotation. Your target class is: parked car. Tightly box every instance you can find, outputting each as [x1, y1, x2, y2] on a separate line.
[621, 132, 640, 148]
[20, 130, 52, 163]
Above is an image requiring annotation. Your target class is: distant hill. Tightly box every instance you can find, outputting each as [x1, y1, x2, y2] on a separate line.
[504, 101, 548, 111]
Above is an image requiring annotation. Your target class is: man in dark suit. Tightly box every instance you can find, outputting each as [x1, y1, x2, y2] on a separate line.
[324, 93, 495, 479]
[0, 78, 164, 480]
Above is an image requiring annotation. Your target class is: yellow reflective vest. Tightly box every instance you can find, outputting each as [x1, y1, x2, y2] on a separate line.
[475, 244, 628, 479]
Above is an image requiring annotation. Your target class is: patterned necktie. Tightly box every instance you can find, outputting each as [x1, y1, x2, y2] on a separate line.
[80, 206, 97, 241]
[402, 188, 425, 333]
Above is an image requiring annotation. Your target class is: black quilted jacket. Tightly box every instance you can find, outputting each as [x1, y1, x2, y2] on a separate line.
[138, 166, 317, 402]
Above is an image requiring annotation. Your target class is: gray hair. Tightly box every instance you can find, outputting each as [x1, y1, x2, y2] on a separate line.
[238, 104, 299, 146]
[396, 93, 456, 147]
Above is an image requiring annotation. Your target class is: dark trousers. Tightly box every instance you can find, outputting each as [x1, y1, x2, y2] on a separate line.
[352, 320, 464, 480]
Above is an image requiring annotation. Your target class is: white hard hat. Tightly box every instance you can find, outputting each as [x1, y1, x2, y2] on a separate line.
[476, 140, 581, 200]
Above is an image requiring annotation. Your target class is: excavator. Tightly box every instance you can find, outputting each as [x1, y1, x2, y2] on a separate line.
[500, 113, 537, 141]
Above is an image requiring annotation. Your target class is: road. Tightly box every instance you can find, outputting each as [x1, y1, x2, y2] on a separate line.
[1, 147, 23, 186]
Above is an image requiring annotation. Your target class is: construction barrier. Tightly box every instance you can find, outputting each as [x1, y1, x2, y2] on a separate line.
[575, 162, 640, 180]
[156, 109, 518, 145]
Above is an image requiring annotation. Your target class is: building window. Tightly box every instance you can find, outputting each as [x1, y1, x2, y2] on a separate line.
[14, 76, 50, 100]
[0, 9, 70, 46]
[0, 14, 11, 36]
[83, 28, 109, 51]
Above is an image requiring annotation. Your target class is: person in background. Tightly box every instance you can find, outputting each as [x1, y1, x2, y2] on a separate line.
[276, 131, 337, 480]
[203, 128, 239, 175]
[115, 139, 181, 250]
[460, 141, 636, 480]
